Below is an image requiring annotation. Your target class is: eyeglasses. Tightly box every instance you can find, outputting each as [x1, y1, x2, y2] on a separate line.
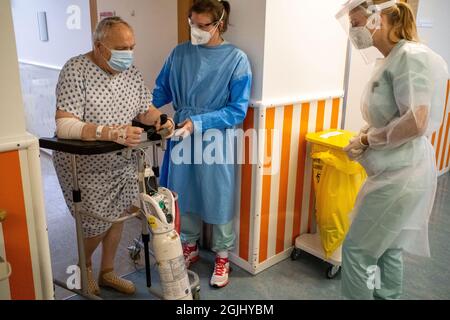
[188, 18, 219, 31]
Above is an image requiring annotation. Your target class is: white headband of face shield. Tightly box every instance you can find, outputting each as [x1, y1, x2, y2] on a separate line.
[366, 0, 397, 14]
[337, 0, 397, 25]
[365, 0, 397, 30]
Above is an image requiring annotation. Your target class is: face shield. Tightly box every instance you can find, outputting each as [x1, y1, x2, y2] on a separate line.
[336, 0, 397, 64]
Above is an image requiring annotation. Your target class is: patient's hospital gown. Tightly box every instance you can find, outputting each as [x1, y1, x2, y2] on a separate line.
[53, 55, 151, 238]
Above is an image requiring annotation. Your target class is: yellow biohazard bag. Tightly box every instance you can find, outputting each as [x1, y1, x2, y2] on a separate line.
[306, 130, 367, 259]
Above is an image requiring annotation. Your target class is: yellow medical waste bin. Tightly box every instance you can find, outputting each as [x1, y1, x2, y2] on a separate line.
[305, 130, 367, 259]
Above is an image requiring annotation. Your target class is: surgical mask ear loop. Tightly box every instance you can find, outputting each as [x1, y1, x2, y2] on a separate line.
[364, 12, 381, 41]
[98, 42, 114, 68]
[213, 9, 226, 34]
[367, 0, 397, 30]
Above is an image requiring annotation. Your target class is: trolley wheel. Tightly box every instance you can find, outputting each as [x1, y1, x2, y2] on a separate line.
[326, 265, 341, 279]
[290, 248, 301, 261]
[192, 286, 201, 300]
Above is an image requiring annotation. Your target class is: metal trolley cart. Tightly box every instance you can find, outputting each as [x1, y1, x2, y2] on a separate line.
[291, 233, 342, 280]
[39, 121, 200, 300]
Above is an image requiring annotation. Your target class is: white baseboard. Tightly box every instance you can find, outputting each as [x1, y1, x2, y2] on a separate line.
[229, 252, 255, 275]
[252, 248, 292, 275]
[229, 247, 293, 276]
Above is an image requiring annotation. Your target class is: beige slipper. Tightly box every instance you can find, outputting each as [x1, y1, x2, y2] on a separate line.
[86, 267, 100, 296]
[99, 270, 136, 295]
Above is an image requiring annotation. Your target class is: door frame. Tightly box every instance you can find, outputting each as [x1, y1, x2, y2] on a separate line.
[178, 0, 194, 43]
[89, 0, 98, 33]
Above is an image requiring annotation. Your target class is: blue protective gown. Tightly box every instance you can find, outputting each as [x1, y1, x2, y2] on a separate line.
[152, 41, 252, 225]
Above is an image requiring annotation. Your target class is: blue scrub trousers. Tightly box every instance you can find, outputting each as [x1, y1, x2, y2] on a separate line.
[181, 213, 236, 253]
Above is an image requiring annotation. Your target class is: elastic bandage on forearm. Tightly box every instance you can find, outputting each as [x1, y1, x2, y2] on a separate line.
[56, 117, 86, 140]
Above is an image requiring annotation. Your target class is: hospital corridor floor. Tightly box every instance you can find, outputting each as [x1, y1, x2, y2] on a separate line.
[40, 152, 450, 300]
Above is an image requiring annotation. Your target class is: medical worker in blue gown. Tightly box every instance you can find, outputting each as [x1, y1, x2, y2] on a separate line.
[336, 0, 448, 299]
[152, 0, 252, 288]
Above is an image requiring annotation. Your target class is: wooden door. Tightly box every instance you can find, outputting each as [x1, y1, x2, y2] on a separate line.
[178, 0, 194, 43]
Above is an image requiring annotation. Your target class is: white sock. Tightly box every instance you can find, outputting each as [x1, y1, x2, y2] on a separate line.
[217, 251, 228, 259]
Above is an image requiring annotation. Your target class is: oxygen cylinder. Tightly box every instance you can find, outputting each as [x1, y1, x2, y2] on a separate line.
[151, 229, 192, 300]
[141, 189, 193, 300]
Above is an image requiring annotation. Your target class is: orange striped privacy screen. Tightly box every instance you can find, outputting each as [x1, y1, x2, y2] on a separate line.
[232, 97, 343, 274]
[431, 80, 450, 175]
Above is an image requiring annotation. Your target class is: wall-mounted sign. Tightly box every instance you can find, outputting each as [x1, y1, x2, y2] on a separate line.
[99, 11, 116, 21]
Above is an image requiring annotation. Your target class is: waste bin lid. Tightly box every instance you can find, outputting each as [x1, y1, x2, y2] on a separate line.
[306, 129, 357, 150]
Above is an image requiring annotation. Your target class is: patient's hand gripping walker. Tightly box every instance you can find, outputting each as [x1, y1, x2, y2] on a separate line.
[39, 116, 200, 300]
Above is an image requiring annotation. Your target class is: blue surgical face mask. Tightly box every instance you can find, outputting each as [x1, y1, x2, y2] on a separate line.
[101, 43, 134, 72]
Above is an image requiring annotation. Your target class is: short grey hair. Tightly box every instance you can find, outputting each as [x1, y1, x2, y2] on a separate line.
[93, 17, 133, 43]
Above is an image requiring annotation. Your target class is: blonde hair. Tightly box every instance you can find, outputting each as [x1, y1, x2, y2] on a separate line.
[373, 0, 419, 43]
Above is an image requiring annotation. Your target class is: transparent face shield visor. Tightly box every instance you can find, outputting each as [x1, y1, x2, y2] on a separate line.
[335, 0, 397, 64]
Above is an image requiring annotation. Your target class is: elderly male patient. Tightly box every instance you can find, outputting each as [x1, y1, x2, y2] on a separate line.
[53, 17, 174, 296]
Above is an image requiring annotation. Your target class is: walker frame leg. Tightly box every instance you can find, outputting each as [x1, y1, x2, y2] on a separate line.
[53, 155, 100, 300]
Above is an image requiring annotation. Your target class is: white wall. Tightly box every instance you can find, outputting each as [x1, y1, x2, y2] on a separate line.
[226, 0, 266, 102]
[0, 0, 26, 138]
[11, 0, 92, 69]
[12, 0, 177, 90]
[227, 0, 348, 105]
[417, 0, 450, 67]
[262, 0, 348, 104]
[97, 0, 178, 89]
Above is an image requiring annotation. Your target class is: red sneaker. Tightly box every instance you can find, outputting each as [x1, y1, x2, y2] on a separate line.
[210, 256, 230, 288]
[182, 243, 199, 268]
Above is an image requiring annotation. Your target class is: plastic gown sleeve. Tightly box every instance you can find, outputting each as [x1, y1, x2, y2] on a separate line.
[190, 59, 252, 132]
[367, 52, 437, 151]
[152, 53, 174, 108]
